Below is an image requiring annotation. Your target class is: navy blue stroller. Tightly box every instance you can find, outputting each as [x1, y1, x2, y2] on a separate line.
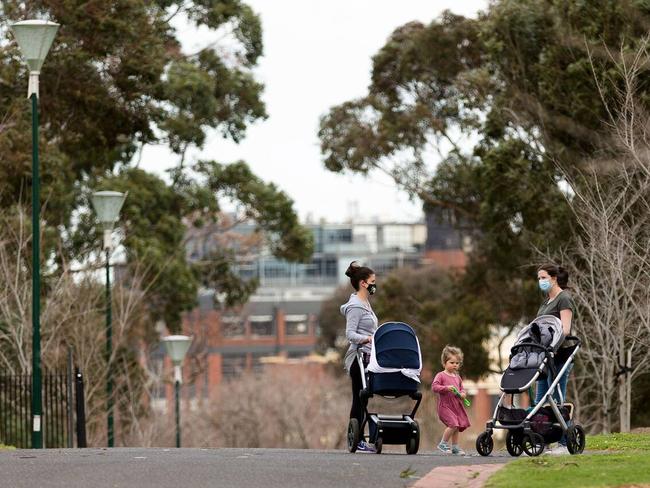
[347, 322, 423, 454]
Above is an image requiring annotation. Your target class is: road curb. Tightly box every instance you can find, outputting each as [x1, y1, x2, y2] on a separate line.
[412, 463, 505, 488]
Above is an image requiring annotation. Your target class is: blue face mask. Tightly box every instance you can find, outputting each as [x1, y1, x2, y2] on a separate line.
[538, 279, 552, 293]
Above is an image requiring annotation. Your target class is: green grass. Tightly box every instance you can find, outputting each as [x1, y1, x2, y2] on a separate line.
[587, 432, 650, 451]
[486, 433, 650, 488]
[0, 444, 15, 451]
[485, 452, 650, 488]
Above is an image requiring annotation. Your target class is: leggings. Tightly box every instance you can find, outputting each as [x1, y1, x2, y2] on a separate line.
[349, 358, 365, 426]
[535, 362, 573, 405]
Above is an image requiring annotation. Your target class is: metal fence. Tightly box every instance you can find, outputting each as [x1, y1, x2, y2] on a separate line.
[0, 368, 86, 448]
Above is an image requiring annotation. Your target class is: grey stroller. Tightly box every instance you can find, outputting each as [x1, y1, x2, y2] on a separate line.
[476, 315, 586, 457]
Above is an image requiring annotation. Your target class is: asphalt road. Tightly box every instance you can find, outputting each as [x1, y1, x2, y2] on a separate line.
[0, 447, 510, 488]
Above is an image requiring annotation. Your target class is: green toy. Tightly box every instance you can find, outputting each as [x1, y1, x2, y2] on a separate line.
[451, 386, 471, 407]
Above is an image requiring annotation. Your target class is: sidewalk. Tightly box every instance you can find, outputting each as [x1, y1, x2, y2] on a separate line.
[413, 463, 505, 488]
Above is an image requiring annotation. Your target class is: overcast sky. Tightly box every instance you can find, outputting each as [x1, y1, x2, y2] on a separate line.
[140, 0, 488, 224]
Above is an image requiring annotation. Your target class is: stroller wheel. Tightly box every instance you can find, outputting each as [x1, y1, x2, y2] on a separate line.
[522, 432, 545, 457]
[566, 425, 586, 455]
[406, 421, 420, 455]
[506, 430, 524, 457]
[347, 419, 360, 453]
[476, 431, 493, 456]
[375, 436, 383, 454]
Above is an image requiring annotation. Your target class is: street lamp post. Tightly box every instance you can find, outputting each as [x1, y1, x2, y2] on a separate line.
[91, 191, 127, 448]
[10, 19, 59, 450]
[162, 335, 192, 448]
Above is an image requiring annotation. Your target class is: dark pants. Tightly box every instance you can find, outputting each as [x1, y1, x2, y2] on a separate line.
[349, 358, 365, 426]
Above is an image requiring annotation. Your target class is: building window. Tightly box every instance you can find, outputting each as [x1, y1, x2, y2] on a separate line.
[250, 315, 275, 337]
[285, 314, 309, 335]
[221, 315, 245, 338]
[287, 351, 309, 359]
[263, 261, 291, 279]
[234, 262, 257, 280]
[251, 354, 266, 375]
[326, 228, 352, 244]
[325, 257, 337, 276]
[222, 355, 246, 379]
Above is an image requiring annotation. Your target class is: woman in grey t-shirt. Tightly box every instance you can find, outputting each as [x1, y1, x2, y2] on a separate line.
[340, 261, 378, 452]
[535, 263, 576, 453]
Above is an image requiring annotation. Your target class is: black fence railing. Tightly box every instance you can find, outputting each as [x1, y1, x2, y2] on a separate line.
[0, 368, 86, 448]
[0, 374, 31, 448]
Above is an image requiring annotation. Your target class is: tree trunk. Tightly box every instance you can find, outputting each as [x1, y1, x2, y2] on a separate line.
[618, 348, 632, 433]
[625, 349, 632, 432]
[603, 383, 611, 434]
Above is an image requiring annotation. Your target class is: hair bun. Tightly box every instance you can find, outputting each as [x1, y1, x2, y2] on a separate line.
[345, 261, 360, 278]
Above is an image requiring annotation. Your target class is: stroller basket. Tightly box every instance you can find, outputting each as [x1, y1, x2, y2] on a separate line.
[496, 406, 528, 425]
[530, 405, 572, 444]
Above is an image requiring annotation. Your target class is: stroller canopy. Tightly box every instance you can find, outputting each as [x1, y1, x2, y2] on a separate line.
[515, 315, 564, 351]
[509, 315, 564, 370]
[367, 322, 422, 381]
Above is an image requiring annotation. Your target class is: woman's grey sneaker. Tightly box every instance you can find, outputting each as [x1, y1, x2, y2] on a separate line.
[437, 441, 452, 454]
[549, 445, 569, 455]
[356, 440, 377, 453]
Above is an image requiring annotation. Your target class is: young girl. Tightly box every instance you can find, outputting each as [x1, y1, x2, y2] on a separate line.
[431, 345, 471, 455]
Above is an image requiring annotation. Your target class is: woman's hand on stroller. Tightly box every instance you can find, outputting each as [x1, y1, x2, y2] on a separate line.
[363, 336, 373, 344]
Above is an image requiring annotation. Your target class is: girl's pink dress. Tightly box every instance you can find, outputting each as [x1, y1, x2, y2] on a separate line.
[431, 371, 471, 432]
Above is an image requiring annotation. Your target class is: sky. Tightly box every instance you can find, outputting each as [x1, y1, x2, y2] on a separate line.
[140, 0, 489, 224]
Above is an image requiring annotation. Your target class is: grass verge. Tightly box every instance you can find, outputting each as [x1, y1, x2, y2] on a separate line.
[587, 432, 650, 451]
[486, 433, 650, 488]
[485, 452, 650, 488]
[0, 444, 16, 451]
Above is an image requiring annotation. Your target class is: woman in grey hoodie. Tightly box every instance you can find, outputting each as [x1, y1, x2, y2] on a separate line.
[340, 261, 378, 452]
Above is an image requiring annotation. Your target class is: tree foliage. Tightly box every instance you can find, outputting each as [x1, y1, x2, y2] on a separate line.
[372, 267, 491, 379]
[0, 0, 313, 329]
[318, 0, 650, 335]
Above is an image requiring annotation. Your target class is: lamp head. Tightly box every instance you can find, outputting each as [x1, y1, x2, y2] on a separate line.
[91, 191, 126, 230]
[10, 20, 59, 73]
[162, 335, 192, 366]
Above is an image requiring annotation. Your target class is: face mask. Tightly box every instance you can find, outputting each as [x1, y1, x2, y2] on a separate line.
[367, 284, 377, 295]
[538, 279, 552, 293]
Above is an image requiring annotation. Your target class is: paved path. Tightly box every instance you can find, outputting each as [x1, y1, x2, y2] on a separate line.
[0, 447, 510, 488]
[414, 463, 506, 488]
